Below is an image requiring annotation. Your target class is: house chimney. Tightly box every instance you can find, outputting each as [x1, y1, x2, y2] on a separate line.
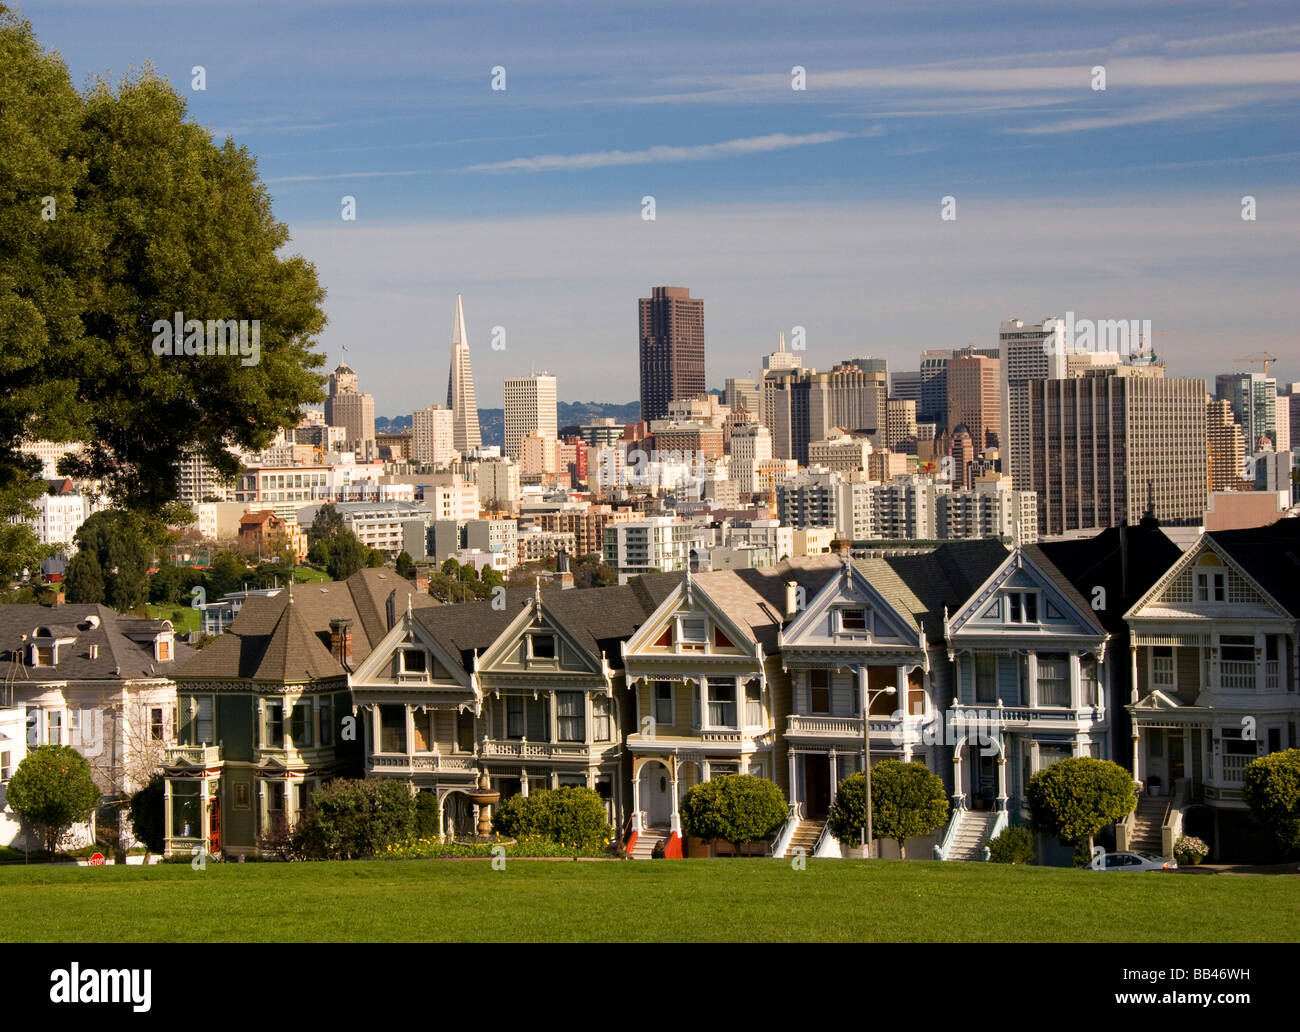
[329, 618, 354, 669]
[784, 580, 799, 620]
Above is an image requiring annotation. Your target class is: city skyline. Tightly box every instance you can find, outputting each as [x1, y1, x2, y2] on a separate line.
[23, 1, 1299, 411]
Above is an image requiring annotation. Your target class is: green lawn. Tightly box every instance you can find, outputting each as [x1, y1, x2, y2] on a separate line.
[0, 859, 1294, 942]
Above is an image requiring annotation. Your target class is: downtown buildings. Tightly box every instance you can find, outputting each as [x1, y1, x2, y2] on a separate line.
[639, 286, 705, 423]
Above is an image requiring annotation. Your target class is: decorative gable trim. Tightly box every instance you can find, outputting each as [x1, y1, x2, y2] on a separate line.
[1124, 535, 1291, 621]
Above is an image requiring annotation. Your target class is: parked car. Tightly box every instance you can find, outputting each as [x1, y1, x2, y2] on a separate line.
[1090, 850, 1177, 872]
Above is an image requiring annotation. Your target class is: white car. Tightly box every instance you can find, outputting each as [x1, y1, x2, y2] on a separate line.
[1090, 850, 1177, 872]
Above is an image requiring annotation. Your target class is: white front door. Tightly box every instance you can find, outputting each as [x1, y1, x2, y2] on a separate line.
[641, 764, 672, 828]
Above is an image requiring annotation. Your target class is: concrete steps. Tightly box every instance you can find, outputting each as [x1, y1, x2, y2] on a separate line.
[947, 811, 1000, 861]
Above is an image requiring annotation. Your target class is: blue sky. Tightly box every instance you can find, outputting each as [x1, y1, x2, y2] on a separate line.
[23, 0, 1300, 411]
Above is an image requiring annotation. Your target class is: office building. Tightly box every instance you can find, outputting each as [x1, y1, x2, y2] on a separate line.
[446, 294, 482, 454]
[639, 286, 705, 423]
[504, 373, 558, 461]
[411, 404, 456, 467]
[324, 363, 376, 461]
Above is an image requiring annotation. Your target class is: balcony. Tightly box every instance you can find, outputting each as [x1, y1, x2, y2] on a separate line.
[786, 715, 864, 738]
[166, 744, 222, 768]
[480, 739, 598, 761]
[1218, 661, 1256, 692]
[370, 753, 477, 775]
[1220, 753, 1252, 785]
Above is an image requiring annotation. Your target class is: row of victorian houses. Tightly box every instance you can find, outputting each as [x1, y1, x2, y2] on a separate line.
[3, 517, 1298, 862]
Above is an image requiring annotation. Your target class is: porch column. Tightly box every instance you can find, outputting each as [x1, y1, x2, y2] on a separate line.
[1132, 727, 1142, 785]
[631, 764, 642, 831]
[668, 758, 681, 835]
[996, 752, 1008, 811]
[284, 777, 296, 832]
[896, 665, 910, 716]
[788, 750, 798, 810]
[1030, 739, 1041, 780]
[1026, 652, 1038, 707]
[521, 769, 529, 797]
[1068, 655, 1081, 710]
[199, 777, 210, 853]
[163, 779, 173, 853]
[1129, 645, 1139, 704]
[370, 704, 381, 757]
[1182, 734, 1192, 789]
[828, 751, 839, 802]
[952, 748, 964, 809]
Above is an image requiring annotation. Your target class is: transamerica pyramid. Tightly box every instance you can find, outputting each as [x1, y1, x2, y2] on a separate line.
[446, 293, 482, 453]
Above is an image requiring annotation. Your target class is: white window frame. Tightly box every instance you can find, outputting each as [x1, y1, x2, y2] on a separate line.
[653, 682, 674, 727]
[677, 616, 707, 652]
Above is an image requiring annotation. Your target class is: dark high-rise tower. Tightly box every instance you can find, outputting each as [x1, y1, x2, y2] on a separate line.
[639, 286, 704, 423]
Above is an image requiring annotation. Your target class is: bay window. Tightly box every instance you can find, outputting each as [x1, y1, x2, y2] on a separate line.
[707, 678, 737, 728]
[557, 692, 585, 743]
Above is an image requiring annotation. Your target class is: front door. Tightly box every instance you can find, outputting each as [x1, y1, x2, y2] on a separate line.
[641, 764, 672, 828]
[805, 754, 831, 817]
[1169, 732, 1185, 786]
[974, 754, 996, 810]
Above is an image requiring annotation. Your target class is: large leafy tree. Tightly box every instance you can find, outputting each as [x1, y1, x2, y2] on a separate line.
[827, 762, 949, 858]
[6, 745, 102, 854]
[678, 774, 788, 854]
[0, 5, 326, 561]
[1026, 756, 1136, 860]
[1242, 749, 1300, 857]
[66, 509, 166, 610]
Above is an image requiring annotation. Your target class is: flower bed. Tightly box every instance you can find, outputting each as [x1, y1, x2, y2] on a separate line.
[384, 835, 614, 860]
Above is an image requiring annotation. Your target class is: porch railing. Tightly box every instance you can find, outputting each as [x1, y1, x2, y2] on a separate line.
[1220, 753, 1252, 785]
[1218, 661, 1256, 691]
[786, 715, 863, 736]
[933, 807, 964, 860]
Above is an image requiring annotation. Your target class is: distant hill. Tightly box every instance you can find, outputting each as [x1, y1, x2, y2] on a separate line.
[377, 401, 639, 450]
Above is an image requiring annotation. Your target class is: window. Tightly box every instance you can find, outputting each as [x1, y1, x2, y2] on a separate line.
[557, 692, 585, 743]
[400, 649, 427, 674]
[1038, 654, 1069, 707]
[1220, 635, 1254, 662]
[1, 751, 10, 782]
[68, 708, 81, 740]
[43, 710, 62, 745]
[379, 705, 406, 753]
[25, 708, 37, 748]
[1196, 570, 1226, 602]
[691, 682, 701, 728]
[149, 708, 165, 742]
[975, 654, 997, 704]
[592, 694, 611, 741]
[810, 670, 831, 713]
[679, 617, 707, 650]
[529, 635, 556, 660]
[290, 702, 312, 747]
[707, 678, 737, 728]
[840, 608, 867, 632]
[457, 710, 476, 752]
[1080, 658, 1100, 708]
[654, 682, 673, 726]
[195, 698, 214, 744]
[1152, 647, 1174, 689]
[1008, 592, 1038, 623]
[745, 681, 762, 726]
[318, 696, 333, 748]
[506, 696, 525, 739]
[158, 641, 171, 662]
[264, 703, 284, 749]
[412, 711, 432, 752]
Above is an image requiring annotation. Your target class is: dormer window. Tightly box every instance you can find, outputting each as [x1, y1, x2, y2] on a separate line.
[840, 609, 867, 632]
[400, 649, 428, 674]
[157, 640, 172, 662]
[1008, 592, 1038, 623]
[529, 634, 556, 660]
[31, 644, 54, 666]
[679, 617, 707, 651]
[1196, 570, 1226, 603]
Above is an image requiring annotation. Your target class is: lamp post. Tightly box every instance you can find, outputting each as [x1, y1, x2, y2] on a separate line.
[861, 683, 896, 859]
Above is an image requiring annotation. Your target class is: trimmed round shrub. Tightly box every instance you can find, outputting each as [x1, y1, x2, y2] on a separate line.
[678, 774, 788, 852]
[1242, 748, 1300, 857]
[128, 774, 166, 854]
[5, 745, 101, 854]
[1026, 756, 1135, 860]
[493, 786, 612, 851]
[986, 823, 1035, 864]
[826, 762, 949, 857]
[293, 778, 415, 859]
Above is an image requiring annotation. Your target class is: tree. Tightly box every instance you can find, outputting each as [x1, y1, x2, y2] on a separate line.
[1, 9, 327, 523]
[325, 531, 367, 581]
[1242, 748, 1300, 857]
[986, 823, 1036, 864]
[149, 563, 186, 605]
[293, 778, 415, 859]
[573, 552, 618, 589]
[678, 774, 788, 854]
[64, 549, 105, 604]
[206, 549, 250, 598]
[5, 745, 102, 854]
[395, 550, 414, 579]
[492, 787, 613, 851]
[66, 509, 165, 610]
[365, 548, 385, 568]
[457, 563, 479, 583]
[128, 774, 165, 854]
[826, 762, 949, 858]
[308, 504, 345, 548]
[440, 557, 460, 577]
[1026, 756, 1136, 859]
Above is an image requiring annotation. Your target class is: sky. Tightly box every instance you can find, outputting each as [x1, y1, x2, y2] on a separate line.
[21, 0, 1300, 411]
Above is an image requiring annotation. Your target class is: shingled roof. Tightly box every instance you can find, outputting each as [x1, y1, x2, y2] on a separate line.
[1206, 518, 1300, 617]
[174, 568, 436, 684]
[876, 540, 1011, 642]
[0, 604, 192, 682]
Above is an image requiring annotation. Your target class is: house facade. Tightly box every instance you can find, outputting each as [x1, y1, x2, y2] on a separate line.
[0, 605, 186, 849]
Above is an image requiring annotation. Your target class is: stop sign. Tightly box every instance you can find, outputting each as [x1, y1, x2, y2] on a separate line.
[88, 852, 105, 866]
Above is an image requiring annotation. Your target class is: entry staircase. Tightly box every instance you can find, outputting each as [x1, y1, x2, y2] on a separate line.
[628, 828, 667, 860]
[786, 818, 825, 857]
[937, 810, 1001, 861]
[1127, 794, 1166, 853]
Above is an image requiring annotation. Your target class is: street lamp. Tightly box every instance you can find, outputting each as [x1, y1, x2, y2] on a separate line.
[861, 683, 896, 859]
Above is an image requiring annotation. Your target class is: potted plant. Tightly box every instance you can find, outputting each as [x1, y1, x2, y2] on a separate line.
[1174, 834, 1209, 866]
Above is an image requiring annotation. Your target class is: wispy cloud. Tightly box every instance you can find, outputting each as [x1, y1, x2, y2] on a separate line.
[1005, 98, 1246, 135]
[462, 130, 863, 173]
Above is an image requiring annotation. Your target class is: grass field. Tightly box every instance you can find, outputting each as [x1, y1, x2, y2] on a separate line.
[0, 858, 1294, 942]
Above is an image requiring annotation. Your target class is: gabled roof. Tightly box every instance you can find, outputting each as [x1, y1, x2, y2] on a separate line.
[1206, 519, 1300, 617]
[175, 569, 435, 683]
[0, 604, 192, 682]
[945, 544, 1107, 640]
[1037, 522, 1184, 634]
[875, 540, 1009, 643]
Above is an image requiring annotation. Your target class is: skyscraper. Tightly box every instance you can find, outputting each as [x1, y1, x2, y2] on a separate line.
[639, 286, 705, 423]
[446, 294, 482, 455]
[1206, 399, 1246, 492]
[324, 362, 376, 461]
[504, 372, 558, 460]
[1215, 371, 1278, 452]
[946, 348, 1001, 451]
[1027, 367, 1207, 536]
[999, 316, 1066, 488]
[412, 404, 456, 466]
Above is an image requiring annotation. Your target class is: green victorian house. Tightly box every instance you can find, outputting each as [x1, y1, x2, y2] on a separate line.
[163, 569, 434, 857]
